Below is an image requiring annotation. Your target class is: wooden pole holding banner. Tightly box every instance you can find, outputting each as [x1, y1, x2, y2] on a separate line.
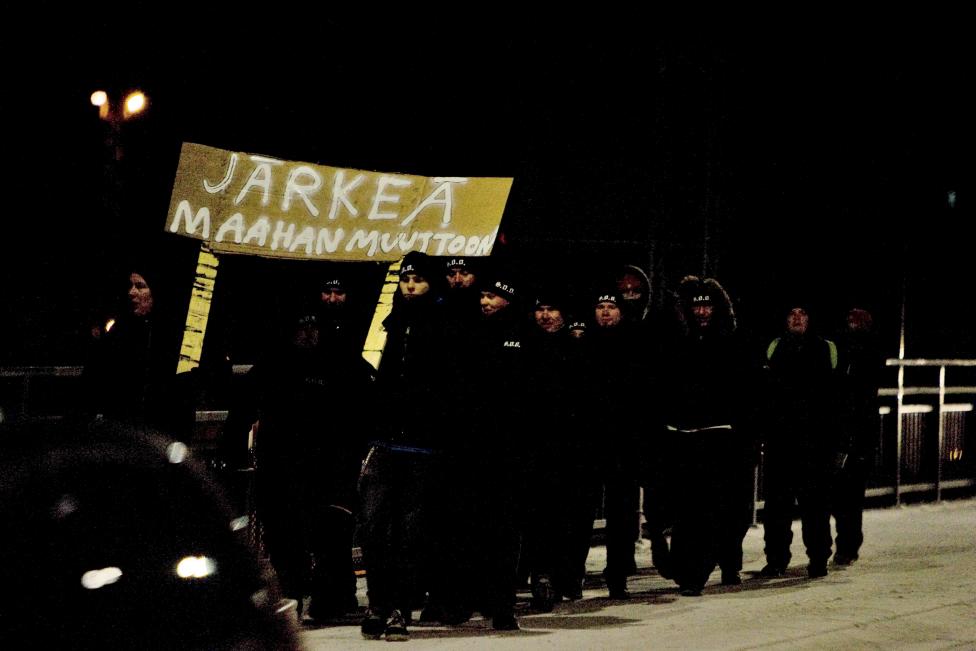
[361, 261, 401, 370]
[177, 243, 220, 374]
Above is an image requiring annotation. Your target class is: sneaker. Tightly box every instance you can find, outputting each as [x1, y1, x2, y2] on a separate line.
[759, 564, 786, 578]
[384, 609, 409, 641]
[808, 562, 828, 579]
[531, 575, 556, 612]
[360, 609, 386, 640]
[721, 570, 742, 586]
[492, 611, 520, 631]
[679, 585, 703, 597]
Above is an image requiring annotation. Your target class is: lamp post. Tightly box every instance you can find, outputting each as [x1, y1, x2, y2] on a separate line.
[90, 89, 148, 225]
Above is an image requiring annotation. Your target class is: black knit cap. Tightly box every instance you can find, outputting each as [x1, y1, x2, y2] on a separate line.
[594, 291, 620, 306]
[321, 277, 346, 292]
[400, 251, 433, 279]
[482, 277, 518, 303]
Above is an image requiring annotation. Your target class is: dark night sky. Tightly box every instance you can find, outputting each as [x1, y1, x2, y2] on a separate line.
[2, 21, 973, 364]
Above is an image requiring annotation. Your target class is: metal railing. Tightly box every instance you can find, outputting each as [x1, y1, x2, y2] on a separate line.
[3, 361, 975, 510]
[882, 358, 976, 505]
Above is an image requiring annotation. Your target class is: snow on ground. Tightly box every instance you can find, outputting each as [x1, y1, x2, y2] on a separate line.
[303, 499, 976, 650]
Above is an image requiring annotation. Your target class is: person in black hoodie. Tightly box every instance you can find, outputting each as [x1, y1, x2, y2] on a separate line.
[222, 276, 376, 623]
[441, 268, 526, 631]
[760, 303, 845, 579]
[659, 276, 756, 596]
[584, 290, 650, 599]
[519, 289, 594, 609]
[832, 306, 883, 566]
[442, 257, 482, 326]
[358, 251, 445, 641]
[82, 266, 192, 436]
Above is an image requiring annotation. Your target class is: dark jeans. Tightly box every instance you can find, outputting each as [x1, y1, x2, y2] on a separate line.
[357, 445, 435, 615]
[520, 457, 600, 592]
[762, 454, 833, 568]
[831, 457, 867, 558]
[258, 471, 356, 607]
[431, 455, 521, 616]
[669, 431, 754, 590]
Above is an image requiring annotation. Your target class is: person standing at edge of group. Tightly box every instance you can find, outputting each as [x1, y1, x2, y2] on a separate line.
[832, 306, 883, 566]
[760, 302, 846, 580]
[659, 276, 757, 596]
[82, 265, 193, 436]
[358, 251, 445, 642]
[221, 273, 376, 624]
[584, 289, 651, 599]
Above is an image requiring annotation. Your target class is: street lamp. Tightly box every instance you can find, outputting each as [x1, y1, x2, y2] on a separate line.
[90, 89, 148, 159]
[90, 88, 149, 230]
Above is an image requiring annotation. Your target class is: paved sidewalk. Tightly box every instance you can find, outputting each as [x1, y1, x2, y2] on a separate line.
[302, 499, 976, 649]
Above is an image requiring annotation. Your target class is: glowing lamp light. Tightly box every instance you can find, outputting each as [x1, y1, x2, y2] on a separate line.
[90, 90, 108, 107]
[176, 556, 216, 579]
[123, 91, 147, 118]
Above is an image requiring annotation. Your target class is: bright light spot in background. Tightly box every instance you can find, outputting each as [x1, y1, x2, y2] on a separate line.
[166, 441, 188, 464]
[81, 567, 122, 589]
[123, 91, 146, 117]
[948, 190, 957, 209]
[230, 516, 249, 532]
[90, 90, 107, 107]
[104, 318, 116, 333]
[176, 556, 216, 579]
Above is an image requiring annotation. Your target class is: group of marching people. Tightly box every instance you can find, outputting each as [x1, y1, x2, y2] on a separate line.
[80, 255, 879, 642]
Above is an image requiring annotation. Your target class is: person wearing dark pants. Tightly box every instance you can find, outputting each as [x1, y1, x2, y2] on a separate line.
[584, 290, 652, 599]
[659, 276, 756, 595]
[761, 303, 845, 580]
[761, 455, 833, 574]
[832, 306, 882, 565]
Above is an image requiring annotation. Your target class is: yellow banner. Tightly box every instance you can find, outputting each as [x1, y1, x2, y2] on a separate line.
[165, 143, 513, 261]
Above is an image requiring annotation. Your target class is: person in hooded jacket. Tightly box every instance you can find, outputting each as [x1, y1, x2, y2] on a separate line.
[583, 290, 652, 599]
[222, 277, 376, 623]
[614, 263, 677, 579]
[832, 306, 883, 565]
[658, 276, 757, 595]
[760, 303, 846, 580]
[519, 289, 595, 608]
[82, 266, 193, 436]
[441, 256, 482, 327]
[358, 251, 447, 641]
[436, 268, 526, 631]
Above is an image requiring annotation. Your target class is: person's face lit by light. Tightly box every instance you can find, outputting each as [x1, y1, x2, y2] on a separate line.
[399, 273, 430, 300]
[787, 307, 809, 335]
[128, 273, 153, 317]
[595, 301, 622, 328]
[480, 291, 510, 316]
[534, 304, 565, 333]
[446, 267, 476, 290]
